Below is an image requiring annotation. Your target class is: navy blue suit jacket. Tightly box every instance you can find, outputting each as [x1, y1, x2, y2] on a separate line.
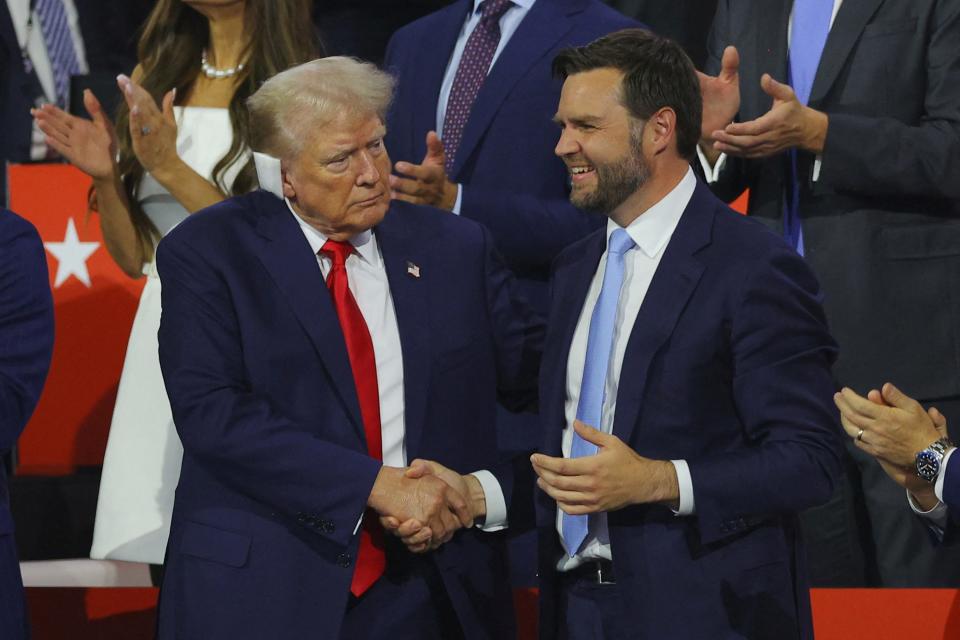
[0, 209, 53, 639]
[384, 0, 637, 312]
[535, 184, 843, 639]
[155, 192, 542, 639]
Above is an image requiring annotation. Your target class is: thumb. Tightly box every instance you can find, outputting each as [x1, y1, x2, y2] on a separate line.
[423, 131, 446, 167]
[162, 88, 177, 124]
[760, 73, 794, 102]
[573, 419, 608, 446]
[880, 382, 914, 411]
[929, 407, 949, 439]
[405, 458, 438, 479]
[721, 45, 740, 80]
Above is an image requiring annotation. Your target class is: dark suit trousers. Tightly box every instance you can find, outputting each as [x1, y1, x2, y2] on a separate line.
[801, 398, 960, 587]
[557, 578, 633, 640]
[340, 538, 464, 640]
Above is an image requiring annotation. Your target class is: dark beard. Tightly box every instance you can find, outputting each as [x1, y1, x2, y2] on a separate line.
[570, 133, 649, 214]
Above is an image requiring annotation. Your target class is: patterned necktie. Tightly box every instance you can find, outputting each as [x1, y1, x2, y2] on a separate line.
[320, 240, 385, 597]
[34, 0, 81, 108]
[441, 0, 514, 174]
[561, 229, 636, 556]
[784, 0, 834, 255]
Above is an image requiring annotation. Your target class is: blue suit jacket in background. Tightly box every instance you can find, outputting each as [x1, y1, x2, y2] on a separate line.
[155, 192, 542, 639]
[535, 184, 843, 639]
[384, 0, 638, 313]
[0, 209, 54, 640]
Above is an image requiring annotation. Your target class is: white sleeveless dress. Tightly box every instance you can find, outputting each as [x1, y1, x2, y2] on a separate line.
[90, 107, 246, 563]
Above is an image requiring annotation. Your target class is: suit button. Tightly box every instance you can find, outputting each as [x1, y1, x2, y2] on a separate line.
[337, 553, 352, 568]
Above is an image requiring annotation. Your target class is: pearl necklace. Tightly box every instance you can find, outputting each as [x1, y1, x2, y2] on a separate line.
[200, 50, 245, 79]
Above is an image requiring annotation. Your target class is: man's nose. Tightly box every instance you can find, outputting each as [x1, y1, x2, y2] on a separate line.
[355, 151, 381, 185]
[554, 128, 579, 157]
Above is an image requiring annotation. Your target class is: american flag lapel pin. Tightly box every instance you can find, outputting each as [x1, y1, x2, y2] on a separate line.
[406, 261, 421, 279]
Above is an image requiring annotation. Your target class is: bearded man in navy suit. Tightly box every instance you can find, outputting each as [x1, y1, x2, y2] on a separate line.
[155, 57, 541, 640]
[530, 30, 842, 639]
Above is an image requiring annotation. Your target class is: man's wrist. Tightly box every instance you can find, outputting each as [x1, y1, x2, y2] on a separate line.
[465, 473, 486, 521]
[801, 108, 828, 155]
[442, 180, 459, 211]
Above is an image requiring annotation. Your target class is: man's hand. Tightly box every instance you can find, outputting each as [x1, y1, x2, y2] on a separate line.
[368, 466, 473, 552]
[381, 459, 487, 552]
[710, 74, 828, 158]
[835, 383, 948, 468]
[390, 131, 459, 210]
[530, 421, 679, 515]
[698, 45, 741, 165]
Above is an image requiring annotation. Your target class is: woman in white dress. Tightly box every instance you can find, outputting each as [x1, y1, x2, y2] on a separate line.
[33, 0, 318, 566]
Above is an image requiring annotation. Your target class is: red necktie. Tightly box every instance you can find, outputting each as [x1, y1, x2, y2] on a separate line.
[320, 239, 385, 597]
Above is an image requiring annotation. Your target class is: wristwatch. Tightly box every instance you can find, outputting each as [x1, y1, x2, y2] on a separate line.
[915, 438, 953, 483]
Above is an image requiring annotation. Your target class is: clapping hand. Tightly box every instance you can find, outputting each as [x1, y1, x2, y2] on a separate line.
[389, 131, 459, 211]
[32, 89, 117, 180]
[116, 74, 179, 176]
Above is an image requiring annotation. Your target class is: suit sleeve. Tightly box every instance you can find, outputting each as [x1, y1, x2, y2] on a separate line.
[157, 235, 381, 550]
[460, 186, 605, 272]
[687, 243, 844, 545]
[479, 224, 543, 530]
[818, 3, 960, 200]
[0, 215, 54, 453]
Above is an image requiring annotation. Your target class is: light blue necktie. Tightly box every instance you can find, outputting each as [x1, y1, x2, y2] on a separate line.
[35, 0, 82, 109]
[561, 228, 635, 556]
[784, 0, 833, 255]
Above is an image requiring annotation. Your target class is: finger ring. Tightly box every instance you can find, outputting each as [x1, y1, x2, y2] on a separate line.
[856, 428, 864, 442]
[140, 125, 151, 135]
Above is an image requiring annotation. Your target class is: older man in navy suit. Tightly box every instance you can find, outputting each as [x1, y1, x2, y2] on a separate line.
[0, 208, 54, 639]
[155, 57, 542, 640]
[530, 30, 842, 639]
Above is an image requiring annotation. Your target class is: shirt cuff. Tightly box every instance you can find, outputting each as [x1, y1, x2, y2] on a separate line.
[695, 144, 727, 183]
[935, 448, 956, 503]
[908, 488, 949, 538]
[451, 183, 463, 215]
[469, 470, 507, 531]
[812, 156, 822, 182]
[670, 459, 695, 516]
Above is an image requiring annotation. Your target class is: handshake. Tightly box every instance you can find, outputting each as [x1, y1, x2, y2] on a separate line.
[367, 459, 486, 553]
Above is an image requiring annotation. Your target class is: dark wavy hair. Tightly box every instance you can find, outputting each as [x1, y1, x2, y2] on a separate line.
[113, 0, 320, 259]
[552, 28, 702, 161]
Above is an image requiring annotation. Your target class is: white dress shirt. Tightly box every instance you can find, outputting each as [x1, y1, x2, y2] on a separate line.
[697, 0, 843, 184]
[435, 0, 535, 214]
[557, 168, 698, 571]
[7, 0, 88, 159]
[289, 205, 507, 530]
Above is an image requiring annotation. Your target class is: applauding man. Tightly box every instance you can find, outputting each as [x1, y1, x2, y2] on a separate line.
[155, 57, 541, 640]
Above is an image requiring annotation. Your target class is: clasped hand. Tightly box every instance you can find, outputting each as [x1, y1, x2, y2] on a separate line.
[369, 461, 483, 554]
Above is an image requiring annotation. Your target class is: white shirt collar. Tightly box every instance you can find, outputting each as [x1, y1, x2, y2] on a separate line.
[607, 167, 697, 259]
[472, 0, 533, 14]
[286, 198, 378, 266]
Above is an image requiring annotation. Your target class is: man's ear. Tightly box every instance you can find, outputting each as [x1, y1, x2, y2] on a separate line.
[647, 107, 677, 155]
[281, 162, 297, 199]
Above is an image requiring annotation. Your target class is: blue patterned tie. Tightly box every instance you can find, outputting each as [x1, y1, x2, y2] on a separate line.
[561, 228, 635, 556]
[35, 0, 81, 108]
[784, 0, 833, 255]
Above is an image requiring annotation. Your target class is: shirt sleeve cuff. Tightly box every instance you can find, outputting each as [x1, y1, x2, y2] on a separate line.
[451, 183, 463, 215]
[907, 488, 949, 539]
[812, 156, 823, 182]
[469, 470, 508, 531]
[670, 459, 695, 516]
[695, 145, 727, 183]
[935, 448, 956, 503]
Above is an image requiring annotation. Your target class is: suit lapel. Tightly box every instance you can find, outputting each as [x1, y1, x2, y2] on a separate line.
[450, 0, 581, 178]
[407, 1, 471, 160]
[376, 212, 431, 461]
[808, 0, 883, 107]
[543, 230, 606, 457]
[252, 193, 365, 443]
[611, 184, 713, 444]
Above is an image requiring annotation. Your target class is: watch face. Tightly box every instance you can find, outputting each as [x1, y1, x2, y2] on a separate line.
[917, 450, 941, 482]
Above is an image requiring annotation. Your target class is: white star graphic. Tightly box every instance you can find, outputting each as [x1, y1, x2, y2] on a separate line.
[44, 218, 100, 288]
